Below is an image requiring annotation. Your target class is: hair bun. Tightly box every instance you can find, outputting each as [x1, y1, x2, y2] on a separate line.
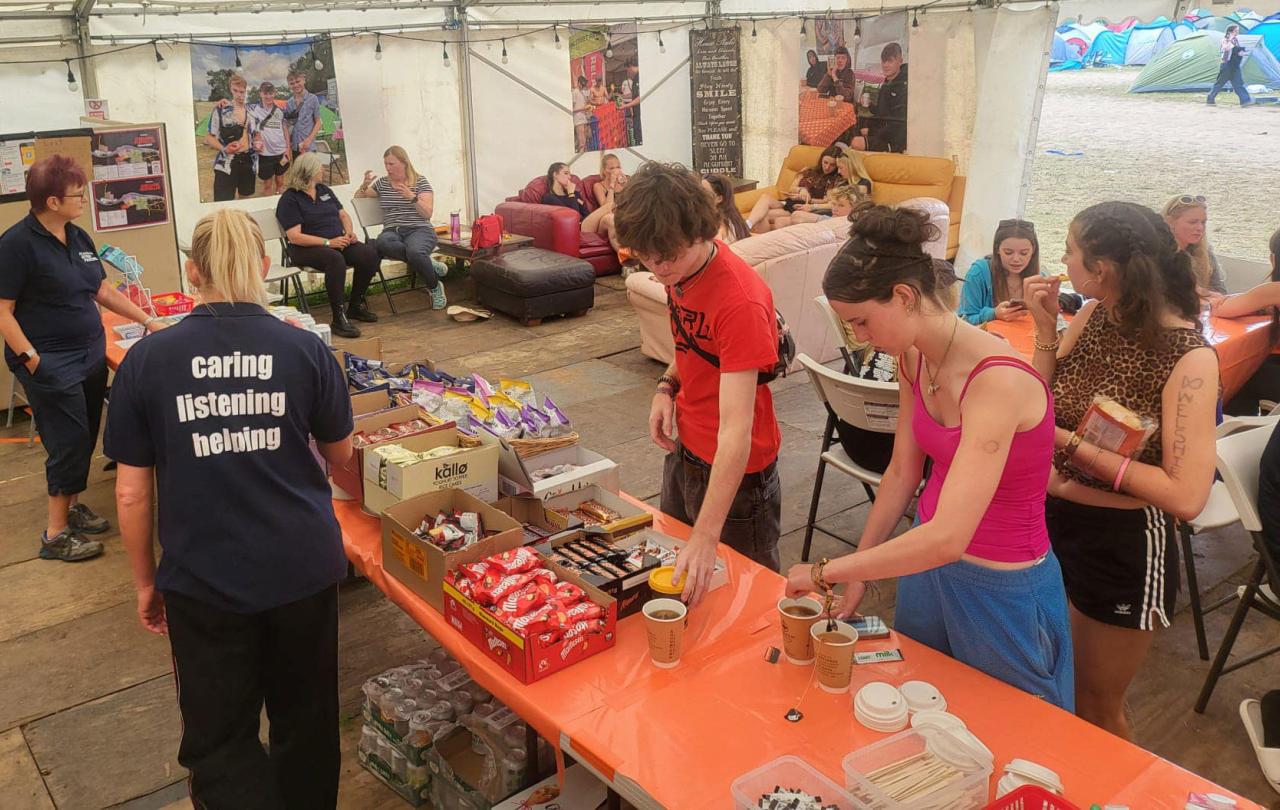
[849, 204, 939, 247]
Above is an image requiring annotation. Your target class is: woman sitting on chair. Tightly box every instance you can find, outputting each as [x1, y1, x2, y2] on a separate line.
[701, 174, 751, 244]
[542, 162, 620, 251]
[1207, 226, 1280, 415]
[744, 146, 843, 233]
[276, 152, 380, 338]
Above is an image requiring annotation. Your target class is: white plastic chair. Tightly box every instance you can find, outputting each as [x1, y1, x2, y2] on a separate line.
[1194, 419, 1280, 712]
[814, 295, 856, 374]
[798, 352, 904, 562]
[249, 210, 310, 314]
[351, 195, 412, 314]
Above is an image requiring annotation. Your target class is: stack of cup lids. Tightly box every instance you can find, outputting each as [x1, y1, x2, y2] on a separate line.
[910, 710, 967, 732]
[899, 680, 946, 714]
[996, 758, 1064, 798]
[922, 725, 994, 772]
[853, 682, 909, 732]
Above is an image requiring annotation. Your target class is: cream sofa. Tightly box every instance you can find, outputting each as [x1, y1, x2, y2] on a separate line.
[625, 197, 950, 368]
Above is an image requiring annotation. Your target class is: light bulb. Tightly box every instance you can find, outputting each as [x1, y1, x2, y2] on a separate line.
[752, 19, 757, 39]
[234, 45, 241, 67]
[801, 17, 807, 35]
[375, 35, 382, 60]
[501, 39, 508, 64]
[913, 10, 919, 28]
[553, 25, 561, 50]
[155, 43, 168, 70]
[65, 61, 77, 92]
[314, 58, 324, 70]
[659, 35, 665, 54]
[442, 42, 450, 67]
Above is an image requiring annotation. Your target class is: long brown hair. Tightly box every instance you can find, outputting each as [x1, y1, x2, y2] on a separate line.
[703, 174, 750, 241]
[989, 219, 1040, 303]
[1071, 201, 1200, 350]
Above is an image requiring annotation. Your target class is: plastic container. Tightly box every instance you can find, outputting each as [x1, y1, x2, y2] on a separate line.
[731, 755, 857, 810]
[151, 291, 195, 316]
[842, 726, 993, 809]
[980, 785, 1080, 810]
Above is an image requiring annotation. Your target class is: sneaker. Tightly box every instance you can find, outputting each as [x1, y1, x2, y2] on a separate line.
[331, 316, 361, 339]
[432, 258, 450, 279]
[430, 283, 447, 310]
[68, 502, 110, 535]
[347, 300, 378, 323]
[39, 529, 104, 562]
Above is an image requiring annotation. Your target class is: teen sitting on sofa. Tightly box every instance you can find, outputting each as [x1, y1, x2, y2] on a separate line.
[744, 146, 843, 233]
[745, 184, 865, 234]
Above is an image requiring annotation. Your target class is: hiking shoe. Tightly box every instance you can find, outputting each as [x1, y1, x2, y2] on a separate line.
[68, 502, 110, 534]
[347, 301, 379, 323]
[432, 258, 450, 279]
[39, 529, 104, 562]
[430, 283, 447, 310]
[332, 316, 361, 339]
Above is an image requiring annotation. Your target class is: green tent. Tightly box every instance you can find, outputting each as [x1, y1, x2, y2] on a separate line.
[1130, 31, 1280, 91]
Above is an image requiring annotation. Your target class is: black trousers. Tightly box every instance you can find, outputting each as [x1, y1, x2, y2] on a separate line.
[286, 242, 379, 320]
[165, 585, 339, 810]
[14, 343, 108, 496]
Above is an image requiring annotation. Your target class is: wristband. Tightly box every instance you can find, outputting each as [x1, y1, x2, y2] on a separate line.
[655, 384, 674, 398]
[657, 373, 680, 394]
[1033, 331, 1061, 353]
[1113, 457, 1132, 493]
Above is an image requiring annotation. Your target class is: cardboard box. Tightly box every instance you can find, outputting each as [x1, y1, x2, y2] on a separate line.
[442, 555, 617, 684]
[493, 764, 607, 810]
[539, 486, 652, 539]
[362, 427, 501, 516]
[351, 388, 400, 416]
[330, 404, 441, 503]
[476, 432, 620, 499]
[382, 489, 525, 612]
[496, 495, 583, 545]
[331, 336, 383, 382]
[426, 725, 518, 809]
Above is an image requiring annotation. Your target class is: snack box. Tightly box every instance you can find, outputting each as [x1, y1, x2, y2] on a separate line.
[442, 554, 618, 684]
[476, 431, 619, 499]
[496, 495, 583, 545]
[351, 388, 401, 417]
[539, 486, 652, 539]
[363, 426, 501, 516]
[382, 489, 525, 612]
[493, 764, 607, 810]
[330, 404, 441, 503]
[537, 528, 727, 618]
[330, 336, 383, 384]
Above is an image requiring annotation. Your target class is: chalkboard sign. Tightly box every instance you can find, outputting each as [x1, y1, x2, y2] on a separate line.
[689, 27, 743, 177]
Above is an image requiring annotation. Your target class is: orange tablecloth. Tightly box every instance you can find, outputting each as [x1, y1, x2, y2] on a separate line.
[987, 314, 1273, 402]
[798, 90, 855, 147]
[337, 496, 1260, 810]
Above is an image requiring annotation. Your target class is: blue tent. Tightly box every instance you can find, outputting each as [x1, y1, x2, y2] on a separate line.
[1125, 20, 1177, 64]
[1252, 20, 1280, 59]
[1049, 32, 1084, 71]
[1083, 29, 1129, 65]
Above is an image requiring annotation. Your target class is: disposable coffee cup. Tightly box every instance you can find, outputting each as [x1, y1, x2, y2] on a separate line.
[643, 598, 688, 669]
[778, 596, 824, 664]
[810, 620, 859, 693]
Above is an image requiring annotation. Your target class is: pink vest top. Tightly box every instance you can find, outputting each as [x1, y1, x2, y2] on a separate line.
[910, 356, 1054, 563]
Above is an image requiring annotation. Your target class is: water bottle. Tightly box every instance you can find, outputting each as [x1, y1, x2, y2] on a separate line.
[450, 211, 461, 243]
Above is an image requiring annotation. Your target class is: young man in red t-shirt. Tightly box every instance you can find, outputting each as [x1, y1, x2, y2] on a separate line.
[614, 163, 782, 605]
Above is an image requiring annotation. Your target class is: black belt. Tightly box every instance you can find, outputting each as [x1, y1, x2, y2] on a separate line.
[680, 445, 776, 484]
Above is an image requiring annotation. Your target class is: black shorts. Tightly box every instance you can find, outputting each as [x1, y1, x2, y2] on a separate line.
[1047, 495, 1179, 631]
[257, 154, 287, 180]
[213, 155, 255, 201]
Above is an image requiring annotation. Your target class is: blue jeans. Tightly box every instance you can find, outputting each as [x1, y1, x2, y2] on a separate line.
[1208, 63, 1251, 105]
[895, 552, 1076, 712]
[376, 226, 439, 290]
[14, 339, 108, 496]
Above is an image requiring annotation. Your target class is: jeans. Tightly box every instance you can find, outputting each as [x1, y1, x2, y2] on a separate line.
[1208, 62, 1252, 105]
[376, 226, 439, 290]
[165, 585, 340, 810]
[286, 242, 379, 321]
[660, 441, 782, 571]
[14, 340, 108, 496]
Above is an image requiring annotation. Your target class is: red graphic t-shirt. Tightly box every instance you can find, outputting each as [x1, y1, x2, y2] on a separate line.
[668, 242, 781, 473]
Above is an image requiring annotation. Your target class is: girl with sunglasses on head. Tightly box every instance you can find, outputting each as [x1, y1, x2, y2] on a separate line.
[958, 219, 1040, 325]
[1162, 194, 1227, 294]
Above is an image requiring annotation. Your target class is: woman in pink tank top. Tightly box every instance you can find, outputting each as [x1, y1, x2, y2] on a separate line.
[785, 205, 1075, 709]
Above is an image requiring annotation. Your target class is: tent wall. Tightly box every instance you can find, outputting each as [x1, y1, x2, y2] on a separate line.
[740, 18, 798, 199]
[0, 43, 88, 133]
[909, 10, 977, 173]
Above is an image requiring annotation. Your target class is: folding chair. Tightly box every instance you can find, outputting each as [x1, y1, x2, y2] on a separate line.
[315, 140, 347, 186]
[814, 295, 857, 374]
[248, 210, 310, 314]
[351, 196, 410, 315]
[1182, 414, 1280, 660]
[1194, 419, 1280, 712]
[797, 352, 904, 562]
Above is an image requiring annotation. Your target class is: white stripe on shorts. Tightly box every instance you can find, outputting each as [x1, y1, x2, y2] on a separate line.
[1141, 506, 1157, 631]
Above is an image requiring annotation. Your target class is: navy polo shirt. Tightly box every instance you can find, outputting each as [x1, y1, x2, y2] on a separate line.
[104, 302, 354, 613]
[275, 183, 345, 240]
[0, 213, 106, 370]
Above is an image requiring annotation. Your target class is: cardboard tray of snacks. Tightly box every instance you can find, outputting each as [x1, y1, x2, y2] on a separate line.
[496, 495, 583, 546]
[363, 426, 501, 516]
[539, 486, 652, 539]
[382, 489, 525, 612]
[330, 337, 383, 382]
[332, 405, 442, 503]
[442, 554, 618, 684]
[477, 430, 620, 499]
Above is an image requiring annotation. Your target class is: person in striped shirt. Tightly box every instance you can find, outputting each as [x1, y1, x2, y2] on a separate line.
[355, 146, 447, 309]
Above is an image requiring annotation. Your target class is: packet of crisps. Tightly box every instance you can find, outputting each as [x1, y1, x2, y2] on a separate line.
[500, 378, 536, 406]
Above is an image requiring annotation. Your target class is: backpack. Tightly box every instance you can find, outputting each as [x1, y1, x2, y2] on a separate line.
[470, 214, 504, 249]
[667, 297, 795, 385]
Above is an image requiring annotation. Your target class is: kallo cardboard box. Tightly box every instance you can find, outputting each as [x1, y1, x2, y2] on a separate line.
[381, 489, 525, 612]
[475, 432, 619, 500]
[442, 555, 617, 684]
[330, 404, 440, 503]
[362, 426, 500, 516]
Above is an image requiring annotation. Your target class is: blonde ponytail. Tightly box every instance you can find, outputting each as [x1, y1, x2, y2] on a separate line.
[189, 209, 269, 306]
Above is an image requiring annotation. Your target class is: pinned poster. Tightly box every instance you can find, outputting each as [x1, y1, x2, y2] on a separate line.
[569, 24, 642, 154]
[89, 127, 169, 231]
[690, 27, 743, 177]
[84, 98, 110, 120]
[0, 136, 36, 198]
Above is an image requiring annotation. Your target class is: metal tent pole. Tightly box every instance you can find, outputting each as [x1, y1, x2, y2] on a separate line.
[456, 10, 480, 220]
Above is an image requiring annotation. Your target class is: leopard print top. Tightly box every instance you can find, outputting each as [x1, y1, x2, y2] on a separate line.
[1052, 306, 1211, 489]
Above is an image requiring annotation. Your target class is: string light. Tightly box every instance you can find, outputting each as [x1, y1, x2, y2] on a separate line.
[65, 59, 77, 92]
[154, 40, 167, 69]
[605, 32, 613, 59]
[800, 17, 807, 35]
[442, 41, 450, 67]
[374, 33, 382, 60]
[658, 30, 665, 54]
[501, 38, 508, 64]
[310, 42, 324, 70]
[751, 18, 758, 39]
[553, 24, 561, 49]
[913, 9, 920, 28]
[233, 45, 241, 67]
[853, 19, 862, 44]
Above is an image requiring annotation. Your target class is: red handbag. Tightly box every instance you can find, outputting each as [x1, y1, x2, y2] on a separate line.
[470, 214, 504, 249]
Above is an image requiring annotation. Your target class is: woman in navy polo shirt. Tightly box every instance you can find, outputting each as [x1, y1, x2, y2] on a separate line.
[276, 152, 379, 338]
[105, 208, 354, 809]
[0, 155, 163, 563]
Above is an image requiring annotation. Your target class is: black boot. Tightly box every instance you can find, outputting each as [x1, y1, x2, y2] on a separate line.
[331, 312, 361, 339]
[347, 298, 378, 323]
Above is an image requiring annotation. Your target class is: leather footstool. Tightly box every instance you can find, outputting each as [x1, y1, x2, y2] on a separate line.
[471, 248, 596, 326]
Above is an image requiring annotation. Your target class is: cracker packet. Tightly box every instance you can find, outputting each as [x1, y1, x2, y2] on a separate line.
[499, 378, 536, 406]
[1076, 395, 1156, 459]
[542, 396, 572, 437]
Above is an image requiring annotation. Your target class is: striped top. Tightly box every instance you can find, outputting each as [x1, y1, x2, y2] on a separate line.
[373, 175, 433, 228]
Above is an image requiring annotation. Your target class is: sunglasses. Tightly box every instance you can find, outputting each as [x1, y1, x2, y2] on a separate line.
[998, 218, 1036, 230]
[1176, 195, 1207, 206]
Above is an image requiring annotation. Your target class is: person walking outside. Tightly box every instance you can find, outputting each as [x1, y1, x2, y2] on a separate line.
[1207, 24, 1253, 107]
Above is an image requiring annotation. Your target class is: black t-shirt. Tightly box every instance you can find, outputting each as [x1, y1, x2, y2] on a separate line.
[541, 190, 588, 220]
[276, 183, 345, 240]
[103, 302, 354, 613]
[0, 213, 106, 369]
[1227, 44, 1246, 69]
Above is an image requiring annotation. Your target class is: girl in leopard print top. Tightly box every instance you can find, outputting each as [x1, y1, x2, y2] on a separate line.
[1022, 202, 1219, 742]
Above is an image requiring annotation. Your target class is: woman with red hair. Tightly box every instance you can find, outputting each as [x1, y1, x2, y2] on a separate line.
[0, 155, 165, 562]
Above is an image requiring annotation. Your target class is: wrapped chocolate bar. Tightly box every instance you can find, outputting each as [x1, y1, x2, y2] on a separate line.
[531, 463, 578, 481]
[344, 352, 384, 372]
[488, 547, 540, 575]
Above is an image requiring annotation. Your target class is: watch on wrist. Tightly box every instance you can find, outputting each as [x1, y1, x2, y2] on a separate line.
[323, 238, 330, 247]
[18, 349, 35, 365]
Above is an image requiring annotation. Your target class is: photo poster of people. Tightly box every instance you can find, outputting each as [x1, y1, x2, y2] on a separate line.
[798, 13, 909, 152]
[569, 24, 643, 154]
[90, 127, 170, 231]
[190, 35, 348, 203]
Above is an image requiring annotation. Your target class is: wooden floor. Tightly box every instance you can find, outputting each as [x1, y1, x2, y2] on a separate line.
[1, 274, 1276, 808]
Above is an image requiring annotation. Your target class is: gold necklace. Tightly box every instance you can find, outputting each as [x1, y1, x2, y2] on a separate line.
[925, 317, 959, 396]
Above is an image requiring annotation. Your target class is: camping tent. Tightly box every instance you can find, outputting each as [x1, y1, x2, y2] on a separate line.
[1185, 8, 1214, 22]
[1251, 20, 1280, 59]
[1130, 31, 1280, 92]
[1082, 29, 1130, 65]
[1051, 32, 1076, 66]
[1152, 21, 1198, 58]
[1124, 20, 1176, 64]
[1197, 16, 1248, 33]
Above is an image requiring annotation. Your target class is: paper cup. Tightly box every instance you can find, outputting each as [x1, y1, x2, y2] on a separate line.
[810, 620, 858, 693]
[643, 598, 688, 669]
[778, 596, 824, 664]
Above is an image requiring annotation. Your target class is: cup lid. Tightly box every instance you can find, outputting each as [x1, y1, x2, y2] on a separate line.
[854, 682, 904, 719]
[649, 566, 687, 595]
[1004, 758, 1062, 791]
[900, 680, 944, 712]
[910, 710, 966, 731]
